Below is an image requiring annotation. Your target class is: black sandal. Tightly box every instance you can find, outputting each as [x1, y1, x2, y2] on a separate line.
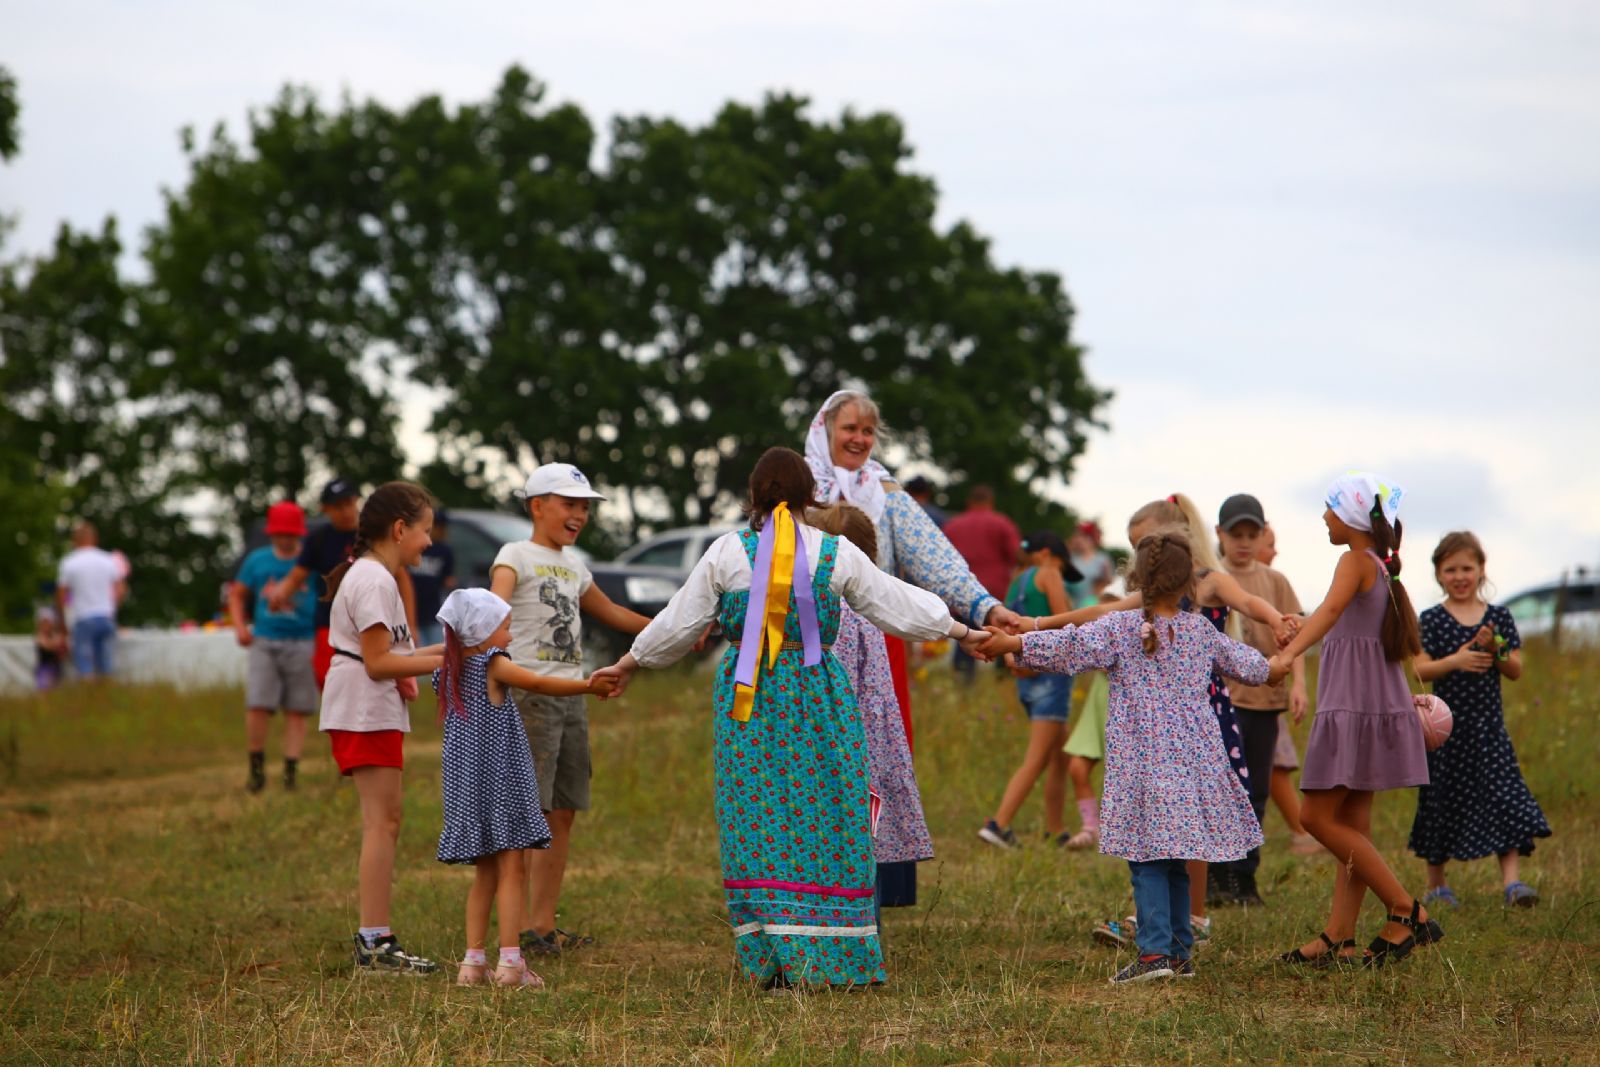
[1364, 899, 1440, 968]
[1280, 931, 1355, 967]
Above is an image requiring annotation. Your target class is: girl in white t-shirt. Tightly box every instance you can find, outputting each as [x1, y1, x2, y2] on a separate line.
[319, 481, 445, 976]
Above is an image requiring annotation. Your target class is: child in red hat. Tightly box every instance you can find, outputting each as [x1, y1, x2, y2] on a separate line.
[229, 501, 319, 791]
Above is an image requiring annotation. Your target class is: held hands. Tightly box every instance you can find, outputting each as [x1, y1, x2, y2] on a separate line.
[984, 605, 1030, 636]
[977, 625, 1024, 660]
[1273, 614, 1302, 650]
[1266, 654, 1292, 687]
[587, 670, 620, 698]
[953, 625, 995, 660]
[589, 662, 633, 700]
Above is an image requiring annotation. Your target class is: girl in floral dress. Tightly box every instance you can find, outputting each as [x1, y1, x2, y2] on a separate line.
[596, 449, 990, 990]
[808, 503, 935, 917]
[982, 529, 1270, 983]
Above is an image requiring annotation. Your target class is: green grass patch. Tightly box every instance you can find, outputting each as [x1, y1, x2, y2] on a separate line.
[1, 642, 1595, 1063]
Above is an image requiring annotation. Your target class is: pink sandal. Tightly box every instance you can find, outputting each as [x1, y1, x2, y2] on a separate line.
[456, 961, 490, 986]
[1062, 828, 1099, 850]
[494, 960, 545, 989]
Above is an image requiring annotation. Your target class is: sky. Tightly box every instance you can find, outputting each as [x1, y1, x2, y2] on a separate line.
[6, 1, 1600, 606]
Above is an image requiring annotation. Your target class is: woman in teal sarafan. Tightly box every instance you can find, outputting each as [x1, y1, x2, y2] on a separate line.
[597, 448, 989, 989]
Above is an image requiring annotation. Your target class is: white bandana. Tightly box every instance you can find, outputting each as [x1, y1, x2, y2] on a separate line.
[1325, 471, 1404, 532]
[804, 390, 892, 522]
[437, 588, 512, 648]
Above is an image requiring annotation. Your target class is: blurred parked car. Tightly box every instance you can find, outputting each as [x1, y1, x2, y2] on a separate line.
[1502, 569, 1600, 645]
[615, 525, 738, 569]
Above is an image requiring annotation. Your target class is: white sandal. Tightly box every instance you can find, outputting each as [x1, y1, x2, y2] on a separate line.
[494, 960, 545, 989]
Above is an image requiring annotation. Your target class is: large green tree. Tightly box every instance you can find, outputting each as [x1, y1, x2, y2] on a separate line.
[4, 66, 1105, 628]
[0, 221, 224, 627]
[152, 68, 1104, 542]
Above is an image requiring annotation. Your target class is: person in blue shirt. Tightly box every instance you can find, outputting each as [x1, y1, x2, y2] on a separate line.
[230, 501, 319, 792]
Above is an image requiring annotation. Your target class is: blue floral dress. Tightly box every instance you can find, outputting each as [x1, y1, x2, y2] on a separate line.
[713, 530, 886, 988]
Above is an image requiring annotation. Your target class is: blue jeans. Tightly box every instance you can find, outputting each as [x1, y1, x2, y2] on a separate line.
[71, 615, 117, 678]
[1128, 859, 1193, 960]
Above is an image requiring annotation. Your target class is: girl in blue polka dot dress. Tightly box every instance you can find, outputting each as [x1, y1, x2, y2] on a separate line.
[433, 589, 616, 989]
[1410, 532, 1549, 908]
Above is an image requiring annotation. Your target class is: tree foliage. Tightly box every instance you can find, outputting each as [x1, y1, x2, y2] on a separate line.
[0, 65, 18, 162]
[0, 65, 1106, 628]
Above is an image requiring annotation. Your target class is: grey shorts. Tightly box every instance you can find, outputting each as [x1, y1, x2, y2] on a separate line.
[246, 638, 318, 713]
[513, 690, 590, 812]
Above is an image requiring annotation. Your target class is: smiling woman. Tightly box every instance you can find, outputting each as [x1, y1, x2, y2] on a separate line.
[802, 389, 1026, 909]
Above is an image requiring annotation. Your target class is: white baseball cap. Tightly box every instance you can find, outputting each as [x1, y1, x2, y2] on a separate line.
[518, 462, 607, 501]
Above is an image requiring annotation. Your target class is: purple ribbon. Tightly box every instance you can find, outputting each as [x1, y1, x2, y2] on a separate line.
[732, 510, 823, 692]
[792, 532, 822, 667]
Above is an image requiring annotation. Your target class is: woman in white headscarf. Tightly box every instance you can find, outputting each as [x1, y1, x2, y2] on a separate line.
[804, 389, 1025, 908]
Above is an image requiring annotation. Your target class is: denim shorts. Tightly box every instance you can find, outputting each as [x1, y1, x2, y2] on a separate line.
[1016, 672, 1072, 722]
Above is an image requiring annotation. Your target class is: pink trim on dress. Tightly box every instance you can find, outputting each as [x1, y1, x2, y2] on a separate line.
[723, 878, 875, 899]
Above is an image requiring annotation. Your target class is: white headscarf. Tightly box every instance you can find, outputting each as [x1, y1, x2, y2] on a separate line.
[1325, 471, 1404, 532]
[437, 588, 512, 647]
[804, 390, 893, 522]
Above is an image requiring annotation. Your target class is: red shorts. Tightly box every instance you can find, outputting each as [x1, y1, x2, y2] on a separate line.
[312, 627, 334, 689]
[328, 729, 404, 775]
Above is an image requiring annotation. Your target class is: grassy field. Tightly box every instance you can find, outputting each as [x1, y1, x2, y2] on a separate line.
[0, 641, 1595, 1065]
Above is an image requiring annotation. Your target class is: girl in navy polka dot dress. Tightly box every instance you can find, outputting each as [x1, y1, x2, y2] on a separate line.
[1410, 533, 1549, 908]
[433, 589, 616, 988]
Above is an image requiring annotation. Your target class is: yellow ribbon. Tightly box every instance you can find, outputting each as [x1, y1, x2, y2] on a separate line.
[731, 502, 798, 722]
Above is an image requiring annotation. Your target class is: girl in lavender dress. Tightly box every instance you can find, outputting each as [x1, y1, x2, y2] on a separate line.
[1268, 472, 1442, 968]
[982, 529, 1269, 984]
[808, 502, 936, 928]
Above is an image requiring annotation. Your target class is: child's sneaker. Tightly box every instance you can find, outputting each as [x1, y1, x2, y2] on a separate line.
[1109, 955, 1174, 984]
[1504, 881, 1539, 908]
[247, 753, 266, 794]
[1092, 916, 1136, 948]
[1171, 956, 1196, 978]
[352, 933, 439, 976]
[977, 820, 1019, 850]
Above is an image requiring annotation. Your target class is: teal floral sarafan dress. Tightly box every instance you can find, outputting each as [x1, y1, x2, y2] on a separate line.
[712, 529, 886, 988]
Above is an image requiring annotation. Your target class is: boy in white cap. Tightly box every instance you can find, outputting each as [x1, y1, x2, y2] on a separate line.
[490, 462, 652, 957]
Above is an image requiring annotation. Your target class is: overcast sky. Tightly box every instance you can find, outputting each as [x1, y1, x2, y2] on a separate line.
[6, 1, 1599, 605]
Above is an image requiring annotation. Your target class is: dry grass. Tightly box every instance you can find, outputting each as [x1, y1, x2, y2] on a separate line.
[1, 641, 1595, 1064]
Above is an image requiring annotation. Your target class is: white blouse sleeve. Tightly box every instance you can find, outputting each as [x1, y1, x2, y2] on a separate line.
[830, 536, 955, 642]
[629, 533, 739, 669]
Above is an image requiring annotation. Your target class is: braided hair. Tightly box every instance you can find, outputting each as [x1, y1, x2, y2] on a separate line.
[1367, 502, 1422, 663]
[1126, 527, 1198, 656]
